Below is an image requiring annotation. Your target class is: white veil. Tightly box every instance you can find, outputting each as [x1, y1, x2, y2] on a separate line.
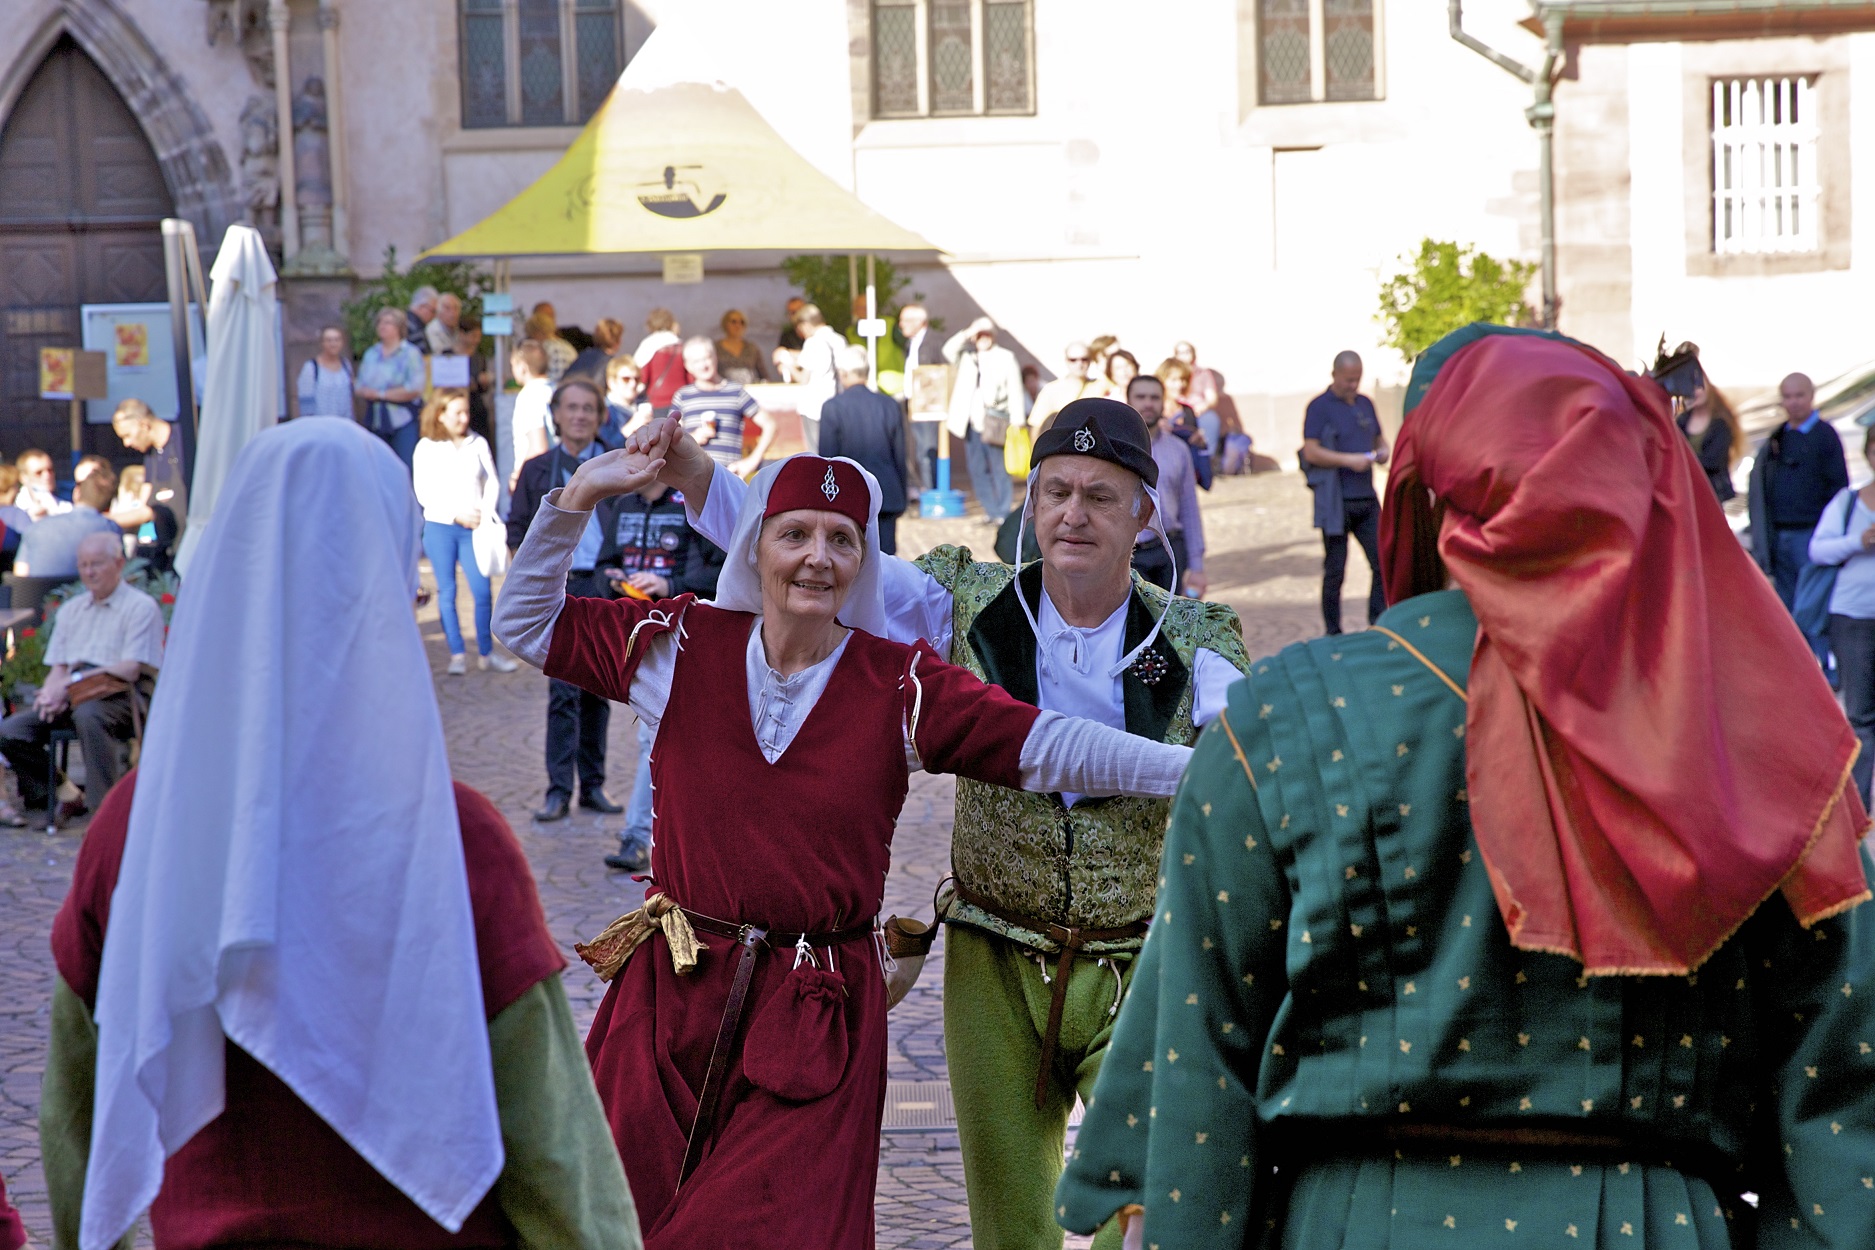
[81, 420, 502, 1248]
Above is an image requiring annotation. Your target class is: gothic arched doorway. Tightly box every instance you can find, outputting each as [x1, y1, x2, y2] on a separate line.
[0, 35, 173, 468]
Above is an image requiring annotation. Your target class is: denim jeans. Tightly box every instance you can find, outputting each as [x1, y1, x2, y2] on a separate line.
[1322, 497, 1386, 634]
[964, 425, 1012, 519]
[422, 521, 492, 657]
[623, 720, 656, 852]
[375, 417, 420, 472]
[1832, 613, 1875, 805]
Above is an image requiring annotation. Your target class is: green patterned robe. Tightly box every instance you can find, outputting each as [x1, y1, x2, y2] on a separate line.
[1057, 588, 1875, 1249]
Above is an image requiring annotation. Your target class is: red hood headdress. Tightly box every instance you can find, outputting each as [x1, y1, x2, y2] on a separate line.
[1380, 329, 1869, 975]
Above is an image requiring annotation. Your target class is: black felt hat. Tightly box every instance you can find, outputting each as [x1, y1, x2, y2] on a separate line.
[1030, 397, 1158, 489]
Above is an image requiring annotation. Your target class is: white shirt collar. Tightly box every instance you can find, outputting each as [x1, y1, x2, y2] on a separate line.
[1036, 590, 1127, 680]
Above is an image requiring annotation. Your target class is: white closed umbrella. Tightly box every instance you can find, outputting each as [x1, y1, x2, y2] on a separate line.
[174, 224, 281, 578]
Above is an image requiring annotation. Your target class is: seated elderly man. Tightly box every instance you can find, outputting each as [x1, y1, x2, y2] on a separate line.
[15, 462, 119, 580]
[0, 532, 164, 826]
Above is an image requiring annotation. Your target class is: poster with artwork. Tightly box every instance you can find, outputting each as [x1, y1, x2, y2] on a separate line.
[114, 322, 150, 369]
[39, 348, 74, 400]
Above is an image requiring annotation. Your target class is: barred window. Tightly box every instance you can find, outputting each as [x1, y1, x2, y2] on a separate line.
[459, 0, 627, 129]
[870, 0, 1034, 119]
[1258, 0, 1379, 106]
[1712, 76, 1818, 254]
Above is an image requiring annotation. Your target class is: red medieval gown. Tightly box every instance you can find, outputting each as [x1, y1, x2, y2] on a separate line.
[547, 594, 1043, 1250]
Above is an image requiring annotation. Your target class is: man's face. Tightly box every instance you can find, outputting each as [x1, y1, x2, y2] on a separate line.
[1331, 361, 1362, 399]
[20, 458, 50, 491]
[684, 344, 719, 385]
[899, 307, 927, 337]
[554, 387, 601, 445]
[1033, 457, 1149, 582]
[1126, 378, 1165, 428]
[438, 295, 462, 329]
[77, 540, 123, 600]
[973, 331, 995, 354]
[414, 299, 437, 324]
[113, 417, 155, 452]
[1781, 375, 1817, 424]
[1063, 345, 1091, 380]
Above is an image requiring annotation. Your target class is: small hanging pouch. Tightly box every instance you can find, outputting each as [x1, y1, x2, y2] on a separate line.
[743, 938, 851, 1102]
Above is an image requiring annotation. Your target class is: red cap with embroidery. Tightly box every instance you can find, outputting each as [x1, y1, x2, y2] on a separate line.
[762, 456, 871, 531]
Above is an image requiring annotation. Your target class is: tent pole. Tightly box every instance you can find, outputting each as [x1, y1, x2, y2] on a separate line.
[848, 254, 858, 334]
[865, 253, 878, 392]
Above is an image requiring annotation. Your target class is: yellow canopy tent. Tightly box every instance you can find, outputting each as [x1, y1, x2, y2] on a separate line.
[419, 80, 939, 268]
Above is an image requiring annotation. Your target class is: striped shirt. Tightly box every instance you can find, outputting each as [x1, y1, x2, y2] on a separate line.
[674, 382, 761, 466]
[44, 581, 166, 672]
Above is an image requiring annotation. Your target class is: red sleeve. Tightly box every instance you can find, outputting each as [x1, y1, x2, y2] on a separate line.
[543, 592, 697, 704]
[454, 783, 566, 1018]
[50, 772, 138, 1008]
[905, 642, 1040, 790]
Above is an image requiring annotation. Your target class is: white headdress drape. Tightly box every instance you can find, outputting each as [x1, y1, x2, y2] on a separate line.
[81, 419, 502, 1249]
[708, 453, 890, 637]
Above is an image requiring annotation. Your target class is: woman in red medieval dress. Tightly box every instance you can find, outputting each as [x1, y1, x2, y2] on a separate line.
[494, 430, 1193, 1249]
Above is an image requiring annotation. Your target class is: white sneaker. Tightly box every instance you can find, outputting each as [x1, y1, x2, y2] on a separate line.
[479, 652, 519, 673]
[446, 653, 468, 676]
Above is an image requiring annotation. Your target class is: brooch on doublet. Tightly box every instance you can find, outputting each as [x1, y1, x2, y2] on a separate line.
[1129, 649, 1169, 686]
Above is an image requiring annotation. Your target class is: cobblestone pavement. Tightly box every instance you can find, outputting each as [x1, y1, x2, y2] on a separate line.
[0, 469, 1359, 1247]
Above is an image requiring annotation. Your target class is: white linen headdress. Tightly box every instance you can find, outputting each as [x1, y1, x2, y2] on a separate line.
[81, 420, 502, 1249]
[708, 453, 890, 638]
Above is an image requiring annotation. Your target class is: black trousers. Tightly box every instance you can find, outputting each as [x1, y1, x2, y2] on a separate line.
[545, 572, 610, 801]
[1322, 497, 1386, 635]
[1131, 531, 1188, 594]
[1832, 614, 1875, 805]
[878, 511, 901, 556]
[0, 691, 135, 811]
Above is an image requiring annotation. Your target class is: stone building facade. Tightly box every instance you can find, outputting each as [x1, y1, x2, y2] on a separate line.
[0, 0, 1869, 467]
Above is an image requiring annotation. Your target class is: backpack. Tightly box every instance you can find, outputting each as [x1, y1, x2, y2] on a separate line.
[1793, 489, 1858, 641]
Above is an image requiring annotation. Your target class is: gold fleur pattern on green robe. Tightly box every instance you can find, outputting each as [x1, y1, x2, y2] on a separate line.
[1055, 589, 1875, 1250]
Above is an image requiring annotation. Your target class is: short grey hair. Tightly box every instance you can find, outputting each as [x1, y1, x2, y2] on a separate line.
[409, 285, 440, 310]
[836, 344, 872, 376]
[682, 335, 716, 355]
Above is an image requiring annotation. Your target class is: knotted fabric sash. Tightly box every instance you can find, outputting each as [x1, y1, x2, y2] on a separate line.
[1379, 329, 1869, 976]
[576, 895, 706, 981]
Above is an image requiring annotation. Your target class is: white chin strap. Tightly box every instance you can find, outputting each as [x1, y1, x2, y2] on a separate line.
[1011, 469, 1177, 683]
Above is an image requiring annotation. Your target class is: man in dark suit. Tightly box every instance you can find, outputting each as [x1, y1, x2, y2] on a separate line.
[899, 303, 947, 491]
[818, 345, 911, 553]
[505, 377, 625, 823]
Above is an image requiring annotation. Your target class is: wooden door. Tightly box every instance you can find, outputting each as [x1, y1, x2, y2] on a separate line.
[0, 35, 173, 467]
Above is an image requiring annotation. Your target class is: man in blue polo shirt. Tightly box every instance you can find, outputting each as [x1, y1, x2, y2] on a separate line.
[1301, 350, 1389, 634]
[1749, 372, 1847, 615]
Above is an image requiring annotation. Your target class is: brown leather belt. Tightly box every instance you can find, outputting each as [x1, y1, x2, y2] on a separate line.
[949, 880, 1149, 1109]
[675, 908, 874, 1187]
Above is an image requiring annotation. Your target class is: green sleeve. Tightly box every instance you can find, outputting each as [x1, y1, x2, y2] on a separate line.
[38, 976, 133, 1250]
[1750, 846, 1875, 1249]
[490, 977, 643, 1250]
[1056, 698, 1291, 1245]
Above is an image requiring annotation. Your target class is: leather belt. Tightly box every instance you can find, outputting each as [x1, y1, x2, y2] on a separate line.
[675, 908, 873, 1188]
[950, 880, 1148, 1109]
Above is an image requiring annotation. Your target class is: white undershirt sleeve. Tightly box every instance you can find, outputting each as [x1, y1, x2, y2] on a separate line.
[492, 488, 585, 668]
[1017, 709, 1193, 798]
[1191, 647, 1248, 728]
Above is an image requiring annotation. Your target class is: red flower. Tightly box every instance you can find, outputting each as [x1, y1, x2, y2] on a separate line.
[160, 593, 176, 605]
[20, 628, 34, 639]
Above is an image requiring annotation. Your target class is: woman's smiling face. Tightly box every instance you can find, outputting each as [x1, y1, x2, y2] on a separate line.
[757, 509, 863, 624]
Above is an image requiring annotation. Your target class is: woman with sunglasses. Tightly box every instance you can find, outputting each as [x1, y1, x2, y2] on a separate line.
[714, 308, 773, 386]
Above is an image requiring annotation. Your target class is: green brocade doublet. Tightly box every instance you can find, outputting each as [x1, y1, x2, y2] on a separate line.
[914, 546, 1249, 951]
[1057, 589, 1875, 1250]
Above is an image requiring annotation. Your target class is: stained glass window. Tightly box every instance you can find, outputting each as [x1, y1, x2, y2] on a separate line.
[461, 0, 507, 129]
[575, 0, 622, 120]
[929, 0, 975, 114]
[460, 0, 624, 129]
[984, 1, 1031, 113]
[874, 0, 920, 116]
[1323, 0, 1376, 101]
[1260, 0, 1312, 105]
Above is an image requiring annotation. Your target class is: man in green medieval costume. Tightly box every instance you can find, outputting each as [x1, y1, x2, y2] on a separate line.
[1057, 327, 1875, 1250]
[664, 397, 1250, 1248]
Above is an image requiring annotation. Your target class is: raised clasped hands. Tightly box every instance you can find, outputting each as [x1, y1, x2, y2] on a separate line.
[560, 435, 670, 513]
